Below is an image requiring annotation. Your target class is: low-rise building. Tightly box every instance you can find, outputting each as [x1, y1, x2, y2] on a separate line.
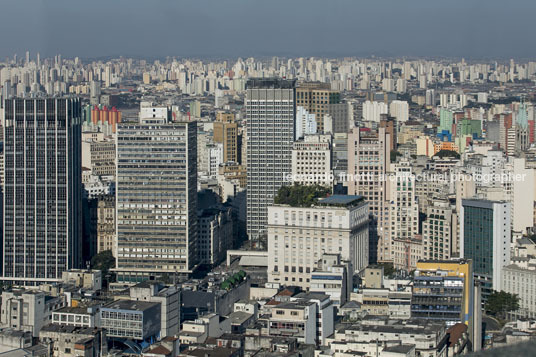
[328, 319, 447, 357]
[39, 325, 106, 357]
[0, 290, 66, 337]
[309, 254, 352, 309]
[100, 300, 161, 341]
[52, 305, 101, 328]
[268, 300, 317, 345]
[61, 270, 102, 291]
[502, 264, 536, 318]
[129, 282, 180, 338]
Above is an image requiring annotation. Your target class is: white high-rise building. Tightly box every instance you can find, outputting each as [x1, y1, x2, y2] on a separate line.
[362, 101, 388, 122]
[389, 100, 409, 123]
[267, 195, 369, 289]
[246, 78, 296, 241]
[295, 106, 317, 140]
[291, 134, 332, 187]
[385, 161, 420, 270]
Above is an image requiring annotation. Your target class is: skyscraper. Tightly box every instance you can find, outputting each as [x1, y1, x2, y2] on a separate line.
[2, 98, 82, 285]
[347, 127, 391, 263]
[296, 82, 340, 133]
[115, 121, 197, 283]
[246, 78, 296, 241]
[213, 112, 239, 163]
[460, 199, 511, 293]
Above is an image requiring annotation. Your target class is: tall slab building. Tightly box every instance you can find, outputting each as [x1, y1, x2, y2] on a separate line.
[246, 78, 296, 241]
[2, 98, 82, 285]
[115, 121, 197, 283]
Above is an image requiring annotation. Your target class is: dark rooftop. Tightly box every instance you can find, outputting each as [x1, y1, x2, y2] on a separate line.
[102, 299, 159, 311]
[246, 78, 296, 89]
[318, 195, 365, 207]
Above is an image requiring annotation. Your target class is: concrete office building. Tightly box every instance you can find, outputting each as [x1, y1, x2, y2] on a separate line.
[347, 127, 391, 263]
[460, 199, 511, 293]
[291, 134, 332, 187]
[197, 207, 233, 266]
[2, 98, 82, 285]
[267, 195, 369, 289]
[129, 281, 180, 338]
[115, 121, 197, 283]
[386, 161, 420, 270]
[412, 260, 474, 328]
[502, 264, 536, 318]
[309, 254, 353, 308]
[423, 199, 456, 261]
[296, 82, 340, 132]
[246, 78, 296, 241]
[214, 112, 239, 163]
[100, 300, 161, 341]
[1, 290, 66, 337]
[96, 194, 116, 255]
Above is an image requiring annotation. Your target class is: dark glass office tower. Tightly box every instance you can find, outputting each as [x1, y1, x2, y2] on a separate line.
[2, 98, 82, 285]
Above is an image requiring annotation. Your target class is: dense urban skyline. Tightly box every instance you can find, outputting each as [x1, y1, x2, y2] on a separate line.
[2, 0, 536, 353]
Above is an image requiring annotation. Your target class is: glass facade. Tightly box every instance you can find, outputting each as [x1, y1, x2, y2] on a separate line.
[2, 98, 82, 284]
[463, 205, 493, 277]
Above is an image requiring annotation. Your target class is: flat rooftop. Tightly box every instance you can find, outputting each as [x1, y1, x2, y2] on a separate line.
[102, 299, 159, 312]
[317, 195, 365, 207]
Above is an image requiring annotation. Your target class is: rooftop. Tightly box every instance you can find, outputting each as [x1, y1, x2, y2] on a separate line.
[317, 195, 366, 208]
[382, 344, 415, 353]
[246, 78, 296, 89]
[102, 299, 159, 312]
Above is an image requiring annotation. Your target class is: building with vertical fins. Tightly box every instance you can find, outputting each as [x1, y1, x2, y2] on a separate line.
[2, 97, 82, 285]
[246, 78, 296, 242]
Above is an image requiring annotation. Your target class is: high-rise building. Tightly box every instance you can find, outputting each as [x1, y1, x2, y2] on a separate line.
[347, 127, 391, 263]
[389, 100, 409, 123]
[295, 106, 317, 140]
[329, 102, 353, 134]
[379, 116, 397, 151]
[386, 161, 420, 270]
[2, 98, 82, 285]
[291, 134, 332, 187]
[115, 121, 197, 283]
[267, 195, 369, 289]
[97, 194, 116, 255]
[296, 82, 340, 132]
[213, 112, 239, 163]
[412, 260, 474, 330]
[460, 199, 511, 293]
[246, 78, 296, 241]
[362, 101, 388, 122]
[422, 199, 456, 261]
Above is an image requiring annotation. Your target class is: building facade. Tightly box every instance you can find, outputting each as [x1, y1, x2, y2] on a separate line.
[246, 78, 296, 241]
[460, 199, 511, 292]
[2, 98, 82, 285]
[115, 121, 197, 283]
[267, 195, 369, 289]
[291, 134, 332, 187]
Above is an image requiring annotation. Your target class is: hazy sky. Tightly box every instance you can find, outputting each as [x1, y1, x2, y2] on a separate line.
[1, 0, 536, 60]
